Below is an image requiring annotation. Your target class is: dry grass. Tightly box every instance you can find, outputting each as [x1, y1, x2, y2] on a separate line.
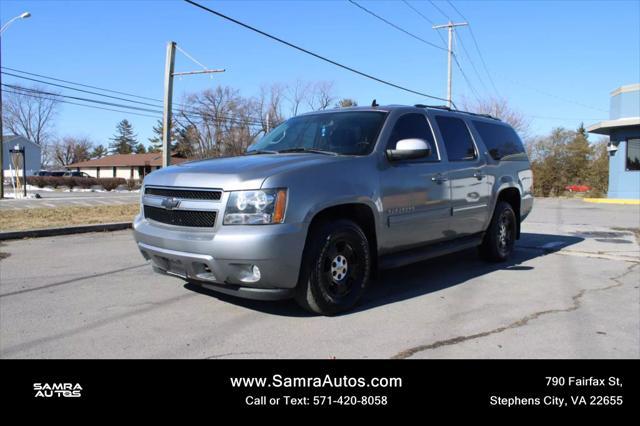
[0, 204, 139, 232]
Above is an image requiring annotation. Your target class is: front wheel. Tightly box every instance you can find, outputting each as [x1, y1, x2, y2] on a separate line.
[479, 201, 517, 262]
[295, 219, 371, 315]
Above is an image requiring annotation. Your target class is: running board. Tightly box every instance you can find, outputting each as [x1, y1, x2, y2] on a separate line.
[379, 233, 484, 270]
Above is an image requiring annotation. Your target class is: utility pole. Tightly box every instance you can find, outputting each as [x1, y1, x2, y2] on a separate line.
[161, 41, 225, 168]
[162, 41, 176, 168]
[433, 21, 468, 108]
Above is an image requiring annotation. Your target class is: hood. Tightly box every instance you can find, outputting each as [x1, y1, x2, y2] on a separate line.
[143, 153, 345, 191]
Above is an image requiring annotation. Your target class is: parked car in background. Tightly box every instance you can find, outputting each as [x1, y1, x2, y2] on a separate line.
[63, 171, 92, 178]
[133, 104, 533, 315]
[565, 184, 591, 193]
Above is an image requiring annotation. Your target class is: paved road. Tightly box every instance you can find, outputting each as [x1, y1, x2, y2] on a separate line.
[0, 198, 638, 359]
[0, 191, 139, 210]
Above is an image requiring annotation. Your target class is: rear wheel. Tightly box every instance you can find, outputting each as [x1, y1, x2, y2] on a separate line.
[479, 201, 517, 262]
[295, 219, 371, 315]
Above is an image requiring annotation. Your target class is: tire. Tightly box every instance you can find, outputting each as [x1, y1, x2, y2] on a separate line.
[295, 219, 371, 315]
[479, 201, 517, 262]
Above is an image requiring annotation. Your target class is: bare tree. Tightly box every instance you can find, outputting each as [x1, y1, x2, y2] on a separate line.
[2, 85, 60, 147]
[461, 96, 530, 137]
[178, 86, 263, 159]
[52, 136, 94, 167]
[285, 80, 310, 117]
[254, 83, 286, 135]
[307, 81, 335, 111]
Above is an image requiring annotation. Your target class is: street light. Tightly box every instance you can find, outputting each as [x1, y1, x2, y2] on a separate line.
[0, 12, 31, 35]
[1, 11, 32, 199]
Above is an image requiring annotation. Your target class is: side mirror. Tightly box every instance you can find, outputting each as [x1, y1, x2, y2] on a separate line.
[386, 138, 432, 161]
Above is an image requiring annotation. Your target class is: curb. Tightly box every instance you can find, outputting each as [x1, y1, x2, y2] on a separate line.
[0, 222, 132, 241]
[583, 198, 640, 205]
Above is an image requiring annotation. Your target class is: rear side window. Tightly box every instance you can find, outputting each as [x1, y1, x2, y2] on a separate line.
[472, 120, 527, 161]
[387, 113, 438, 161]
[435, 116, 477, 161]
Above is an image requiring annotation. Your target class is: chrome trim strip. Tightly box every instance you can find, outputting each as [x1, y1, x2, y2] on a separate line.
[452, 203, 488, 214]
[142, 195, 219, 211]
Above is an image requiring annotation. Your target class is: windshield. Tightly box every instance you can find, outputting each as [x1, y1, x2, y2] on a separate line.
[247, 111, 388, 155]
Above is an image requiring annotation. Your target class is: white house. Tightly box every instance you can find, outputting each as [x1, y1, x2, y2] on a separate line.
[66, 152, 187, 180]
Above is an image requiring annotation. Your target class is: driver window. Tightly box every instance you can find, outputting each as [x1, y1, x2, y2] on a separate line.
[387, 113, 438, 161]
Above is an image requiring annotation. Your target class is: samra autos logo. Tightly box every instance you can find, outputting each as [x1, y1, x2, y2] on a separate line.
[33, 383, 83, 398]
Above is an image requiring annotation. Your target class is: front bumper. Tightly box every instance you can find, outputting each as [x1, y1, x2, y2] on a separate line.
[133, 213, 307, 300]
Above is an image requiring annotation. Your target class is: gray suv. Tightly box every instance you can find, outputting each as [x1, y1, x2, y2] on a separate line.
[133, 105, 533, 315]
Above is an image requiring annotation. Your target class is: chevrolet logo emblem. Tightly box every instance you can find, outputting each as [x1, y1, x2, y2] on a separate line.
[160, 197, 180, 210]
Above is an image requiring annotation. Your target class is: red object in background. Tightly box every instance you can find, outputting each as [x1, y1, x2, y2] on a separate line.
[565, 184, 592, 192]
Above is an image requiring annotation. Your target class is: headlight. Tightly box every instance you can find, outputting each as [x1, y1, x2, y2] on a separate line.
[223, 189, 287, 225]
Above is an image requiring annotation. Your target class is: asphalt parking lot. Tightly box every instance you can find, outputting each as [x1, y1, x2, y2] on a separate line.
[0, 198, 638, 359]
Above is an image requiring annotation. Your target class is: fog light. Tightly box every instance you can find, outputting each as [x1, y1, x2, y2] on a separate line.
[240, 264, 261, 283]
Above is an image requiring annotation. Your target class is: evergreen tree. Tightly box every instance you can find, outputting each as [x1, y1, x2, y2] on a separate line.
[174, 124, 197, 158]
[109, 119, 138, 154]
[91, 144, 107, 159]
[565, 123, 592, 184]
[148, 119, 177, 152]
[134, 143, 147, 154]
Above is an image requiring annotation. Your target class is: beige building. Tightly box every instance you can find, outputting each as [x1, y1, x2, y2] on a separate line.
[67, 152, 187, 180]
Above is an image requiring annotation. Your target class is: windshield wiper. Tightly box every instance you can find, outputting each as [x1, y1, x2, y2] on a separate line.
[276, 148, 338, 156]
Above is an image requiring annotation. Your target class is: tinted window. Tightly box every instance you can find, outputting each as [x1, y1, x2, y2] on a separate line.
[248, 111, 387, 155]
[627, 139, 640, 171]
[435, 116, 477, 161]
[387, 113, 438, 161]
[472, 120, 527, 161]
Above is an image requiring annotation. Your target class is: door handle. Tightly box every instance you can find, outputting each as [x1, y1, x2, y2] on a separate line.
[431, 174, 448, 184]
[473, 172, 485, 180]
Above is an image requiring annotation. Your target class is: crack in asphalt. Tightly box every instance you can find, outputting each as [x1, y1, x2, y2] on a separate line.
[0, 264, 148, 298]
[518, 245, 640, 263]
[205, 352, 263, 359]
[0, 292, 197, 357]
[391, 263, 638, 359]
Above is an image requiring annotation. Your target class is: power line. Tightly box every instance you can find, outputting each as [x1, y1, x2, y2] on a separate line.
[183, 0, 450, 103]
[501, 76, 609, 113]
[401, 0, 488, 96]
[526, 114, 606, 121]
[4, 84, 166, 114]
[1, 66, 164, 104]
[348, 0, 447, 52]
[1, 89, 162, 119]
[401, 0, 447, 46]
[2, 69, 266, 124]
[451, 34, 482, 104]
[445, 1, 607, 112]
[445, 0, 500, 96]
[1, 70, 257, 120]
[428, 0, 451, 20]
[3, 85, 265, 126]
[2, 71, 165, 109]
[452, 34, 489, 94]
[1, 66, 215, 114]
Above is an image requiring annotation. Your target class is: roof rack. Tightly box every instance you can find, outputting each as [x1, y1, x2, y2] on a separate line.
[414, 104, 501, 121]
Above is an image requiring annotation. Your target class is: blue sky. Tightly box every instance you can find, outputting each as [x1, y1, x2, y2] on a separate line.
[2, 0, 639, 147]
